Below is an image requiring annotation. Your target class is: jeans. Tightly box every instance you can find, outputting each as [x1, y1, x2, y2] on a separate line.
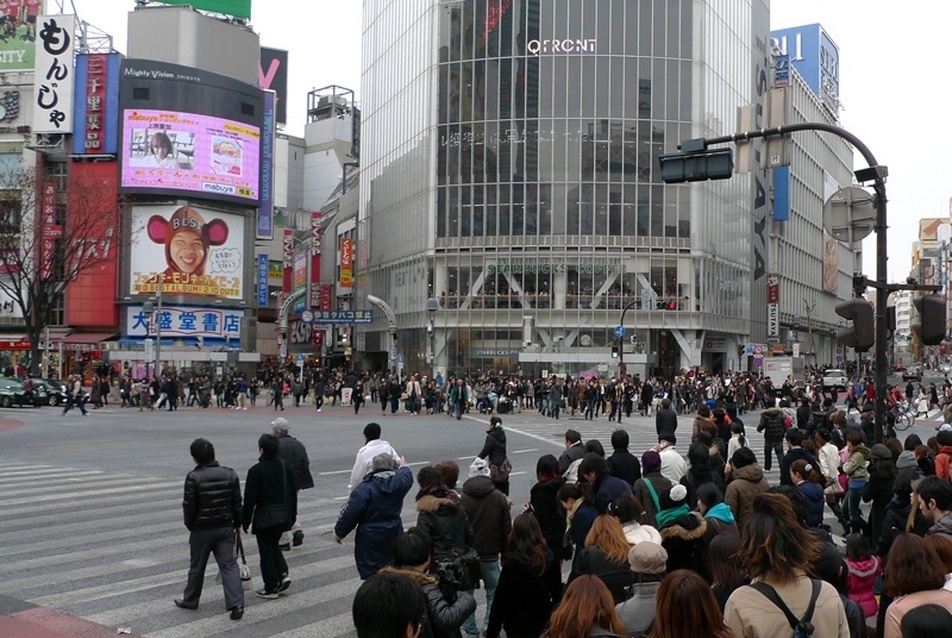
[182, 527, 244, 610]
[845, 485, 865, 526]
[763, 439, 783, 471]
[462, 558, 501, 635]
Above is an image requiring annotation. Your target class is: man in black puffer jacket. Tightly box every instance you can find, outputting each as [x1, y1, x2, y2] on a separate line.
[756, 406, 786, 471]
[176, 438, 245, 620]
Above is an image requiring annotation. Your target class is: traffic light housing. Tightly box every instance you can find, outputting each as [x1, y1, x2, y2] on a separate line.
[659, 147, 734, 184]
[835, 298, 874, 352]
[611, 343, 620, 358]
[913, 294, 947, 346]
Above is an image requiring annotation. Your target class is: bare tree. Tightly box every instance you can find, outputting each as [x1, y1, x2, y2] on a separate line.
[0, 164, 119, 375]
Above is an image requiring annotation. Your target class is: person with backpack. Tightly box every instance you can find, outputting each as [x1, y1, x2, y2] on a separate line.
[723, 493, 849, 638]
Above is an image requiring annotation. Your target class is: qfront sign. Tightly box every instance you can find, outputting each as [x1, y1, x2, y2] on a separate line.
[527, 38, 597, 56]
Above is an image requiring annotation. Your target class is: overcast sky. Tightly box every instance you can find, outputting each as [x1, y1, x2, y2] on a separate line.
[72, 0, 947, 282]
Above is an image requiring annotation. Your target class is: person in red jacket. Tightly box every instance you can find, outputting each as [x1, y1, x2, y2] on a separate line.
[934, 428, 952, 480]
[844, 533, 881, 623]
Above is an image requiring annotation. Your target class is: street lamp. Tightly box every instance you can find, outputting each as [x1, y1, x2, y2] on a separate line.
[618, 299, 638, 378]
[141, 275, 164, 379]
[426, 297, 439, 381]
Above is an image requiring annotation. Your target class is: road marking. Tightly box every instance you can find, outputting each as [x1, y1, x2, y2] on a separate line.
[511, 448, 539, 454]
[461, 414, 562, 448]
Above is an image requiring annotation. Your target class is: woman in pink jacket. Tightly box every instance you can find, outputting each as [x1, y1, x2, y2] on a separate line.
[844, 533, 880, 621]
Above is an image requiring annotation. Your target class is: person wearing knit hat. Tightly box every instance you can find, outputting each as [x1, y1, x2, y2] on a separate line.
[146, 206, 230, 278]
[633, 450, 673, 529]
[655, 484, 707, 576]
[617, 542, 668, 635]
[896, 450, 918, 472]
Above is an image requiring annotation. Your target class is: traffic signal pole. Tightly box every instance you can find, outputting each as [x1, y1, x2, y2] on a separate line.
[670, 122, 893, 441]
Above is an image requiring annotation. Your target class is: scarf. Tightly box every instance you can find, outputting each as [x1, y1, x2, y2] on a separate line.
[704, 502, 736, 525]
[655, 503, 690, 529]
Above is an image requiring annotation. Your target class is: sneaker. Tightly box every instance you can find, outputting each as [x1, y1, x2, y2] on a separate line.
[278, 575, 291, 592]
[255, 589, 279, 600]
[293, 530, 304, 546]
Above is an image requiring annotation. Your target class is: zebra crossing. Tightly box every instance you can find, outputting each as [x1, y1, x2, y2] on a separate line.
[0, 461, 374, 638]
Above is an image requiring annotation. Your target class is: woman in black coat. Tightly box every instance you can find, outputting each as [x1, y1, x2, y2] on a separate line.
[486, 514, 562, 638]
[478, 416, 509, 494]
[862, 444, 897, 548]
[529, 454, 567, 561]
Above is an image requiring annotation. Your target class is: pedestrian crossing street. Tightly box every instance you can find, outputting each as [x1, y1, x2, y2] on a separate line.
[0, 461, 374, 638]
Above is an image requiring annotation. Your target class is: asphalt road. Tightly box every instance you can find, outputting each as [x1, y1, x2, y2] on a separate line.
[0, 398, 942, 637]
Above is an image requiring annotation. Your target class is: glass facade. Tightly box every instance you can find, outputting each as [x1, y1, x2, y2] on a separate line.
[361, 0, 767, 376]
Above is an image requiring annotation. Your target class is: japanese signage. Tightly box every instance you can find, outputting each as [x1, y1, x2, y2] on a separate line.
[72, 53, 120, 155]
[301, 309, 374, 325]
[767, 273, 780, 338]
[129, 204, 245, 300]
[40, 182, 60, 280]
[293, 249, 307, 290]
[770, 24, 839, 118]
[767, 274, 780, 304]
[257, 253, 269, 307]
[282, 228, 293, 293]
[33, 14, 75, 134]
[256, 90, 275, 239]
[0, 290, 23, 319]
[0, 0, 41, 73]
[320, 284, 332, 310]
[259, 49, 288, 125]
[340, 237, 354, 288]
[310, 212, 322, 308]
[125, 305, 244, 341]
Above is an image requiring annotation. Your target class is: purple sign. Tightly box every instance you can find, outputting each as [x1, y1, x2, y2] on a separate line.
[256, 91, 275, 239]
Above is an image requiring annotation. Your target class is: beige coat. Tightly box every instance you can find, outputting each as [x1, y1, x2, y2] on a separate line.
[724, 573, 849, 638]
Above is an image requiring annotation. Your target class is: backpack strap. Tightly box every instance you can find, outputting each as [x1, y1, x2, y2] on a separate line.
[748, 579, 821, 635]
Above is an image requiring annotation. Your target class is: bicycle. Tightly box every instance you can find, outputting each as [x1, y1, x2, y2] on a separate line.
[891, 404, 915, 432]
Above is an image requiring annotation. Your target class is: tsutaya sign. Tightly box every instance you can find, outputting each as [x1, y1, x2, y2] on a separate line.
[527, 38, 597, 56]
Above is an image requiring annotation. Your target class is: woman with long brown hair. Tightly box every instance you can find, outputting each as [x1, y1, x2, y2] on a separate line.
[567, 514, 636, 604]
[650, 569, 734, 638]
[543, 574, 626, 638]
[881, 533, 952, 638]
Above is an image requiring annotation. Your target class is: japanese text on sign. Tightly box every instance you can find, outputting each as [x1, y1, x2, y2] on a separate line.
[301, 309, 374, 325]
[34, 15, 76, 134]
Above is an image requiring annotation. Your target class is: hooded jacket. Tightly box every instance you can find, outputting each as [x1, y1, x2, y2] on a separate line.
[478, 427, 508, 468]
[379, 566, 476, 638]
[928, 511, 952, 542]
[724, 463, 769, 533]
[702, 502, 739, 542]
[242, 453, 298, 534]
[756, 407, 786, 442]
[659, 511, 709, 579]
[843, 444, 871, 485]
[460, 475, 511, 560]
[334, 465, 414, 579]
[796, 480, 826, 528]
[845, 556, 881, 618]
[622, 521, 662, 545]
[348, 438, 399, 491]
[416, 491, 475, 562]
[486, 549, 560, 638]
[633, 471, 673, 529]
[275, 432, 314, 490]
[530, 476, 567, 554]
[935, 444, 952, 480]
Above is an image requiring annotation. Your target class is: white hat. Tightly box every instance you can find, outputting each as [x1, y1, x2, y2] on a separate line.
[939, 423, 952, 432]
[469, 457, 491, 478]
[271, 417, 290, 432]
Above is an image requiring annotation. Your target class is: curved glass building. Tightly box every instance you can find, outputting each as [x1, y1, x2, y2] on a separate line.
[359, 0, 777, 377]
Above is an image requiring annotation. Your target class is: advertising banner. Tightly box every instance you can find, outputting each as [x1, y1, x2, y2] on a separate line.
[152, 0, 251, 19]
[320, 284, 332, 310]
[72, 52, 121, 155]
[767, 273, 780, 304]
[822, 235, 839, 293]
[259, 49, 288, 125]
[129, 204, 245, 299]
[0, 0, 42, 73]
[340, 237, 354, 287]
[268, 260, 283, 285]
[282, 228, 293, 293]
[310, 212, 322, 308]
[256, 90, 275, 239]
[293, 249, 307, 290]
[126, 305, 244, 340]
[0, 290, 23, 319]
[257, 253, 269, 307]
[303, 309, 374, 325]
[122, 109, 260, 201]
[34, 14, 75, 134]
[40, 182, 60, 280]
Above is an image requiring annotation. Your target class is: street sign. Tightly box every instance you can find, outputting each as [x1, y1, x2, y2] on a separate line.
[301, 309, 314, 324]
[397, 354, 405, 364]
[296, 354, 304, 361]
[614, 325, 625, 338]
[280, 343, 287, 358]
[389, 346, 396, 361]
[301, 309, 374, 325]
[753, 358, 763, 367]
[824, 186, 876, 244]
[144, 338, 154, 360]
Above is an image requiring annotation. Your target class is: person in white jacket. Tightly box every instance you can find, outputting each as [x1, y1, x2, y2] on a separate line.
[348, 423, 399, 491]
[814, 427, 849, 534]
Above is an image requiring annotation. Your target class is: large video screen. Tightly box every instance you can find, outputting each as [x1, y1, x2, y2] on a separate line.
[122, 110, 260, 201]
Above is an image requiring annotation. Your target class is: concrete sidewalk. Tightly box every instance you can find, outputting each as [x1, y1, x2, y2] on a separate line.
[0, 595, 144, 638]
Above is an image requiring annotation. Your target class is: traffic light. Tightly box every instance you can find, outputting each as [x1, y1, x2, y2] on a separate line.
[611, 343, 619, 358]
[913, 294, 947, 346]
[835, 298, 874, 352]
[659, 147, 734, 184]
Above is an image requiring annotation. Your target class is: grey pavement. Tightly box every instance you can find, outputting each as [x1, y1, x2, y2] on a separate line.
[0, 398, 941, 637]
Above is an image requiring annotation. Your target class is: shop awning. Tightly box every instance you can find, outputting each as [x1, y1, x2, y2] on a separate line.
[0, 334, 30, 350]
[60, 332, 118, 344]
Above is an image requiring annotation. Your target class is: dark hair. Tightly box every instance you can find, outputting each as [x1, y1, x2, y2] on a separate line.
[813, 544, 848, 596]
[708, 534, 748, 596]
[509, 513, 547, 575]
[922, 535, 952, 574]
[730, 420, 746, 446]
[436, 460, 460, 489]
[904, 434, 923, 451]
[740, 493, 820, 584]
[939, 431, 952, 447]
[565, 429, 582, 444]
[845, 533, 872, 562]
[768, 484, 809, 527]
[846, 430, 865, 446]
[698, 405, 711, 418]
[536, 453, 560, 479]
[258, 433, 279, 455]
[712, 407, 726, 423]
[652, 570, 733, 638]
[696, 482, 723, 511]
[915, 445, 937, 477]
[489, 415, 502, 428]
[790, 459, 823, 484]
[815, 428, 833, 443]
[393, 527, 431, 567]
[353, 571, 425, 638]
[661, 398, 671, 409]
[917, 475, 952, 511]
[686, 442, 711, 471]
[900, 604, 952, 638]
[609, 493, 645, 524]
[416, 465, 444, 490]
[558, 481, 594, 506]
[731, 447, 757, 469]
[611, 429, 629, 450]
[884, 534, 947, 597]
[189, 437, 215, 465]
[785, 428, 804, 446]
[578, 452, 609, 480]
[584, 439, 606, 458]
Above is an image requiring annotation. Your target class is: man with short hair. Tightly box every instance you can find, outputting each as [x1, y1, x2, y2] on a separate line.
[917, 475, 952, 541]
[655, 397, 678, 439]
[779, 428, 817, 486]
[558, 429, 585, 480]
[348, 422, 400, 491]
[579, 452, 633, 514]
[353, 571, 426, 638]
[271, 417, 314, 550]
[656, 433, 687, 484]
[176, 438, 245, 620]
[607, 429, 641, 486]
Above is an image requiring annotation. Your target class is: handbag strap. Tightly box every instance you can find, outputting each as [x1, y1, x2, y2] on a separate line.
[235, 532, 247, 563]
